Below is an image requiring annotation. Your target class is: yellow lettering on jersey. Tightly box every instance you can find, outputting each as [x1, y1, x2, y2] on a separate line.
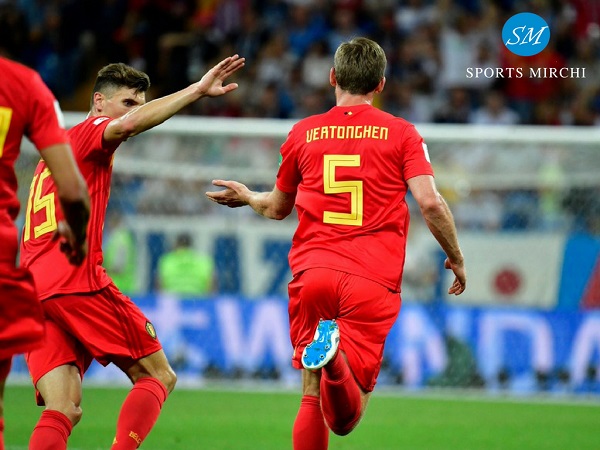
[323, 155, 363, 226]
[305, 125, 388, 143]
[307, 129, 313, 143]
[0, 107, 13, 158]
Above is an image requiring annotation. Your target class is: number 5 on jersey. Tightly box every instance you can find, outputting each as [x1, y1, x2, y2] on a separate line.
[323, 154, 363, 226]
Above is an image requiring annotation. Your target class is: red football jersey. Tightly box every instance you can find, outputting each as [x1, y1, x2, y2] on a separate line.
[276, 104, 434, 292]
[0, 57, 68, 264]
[20, 116, 118, 300]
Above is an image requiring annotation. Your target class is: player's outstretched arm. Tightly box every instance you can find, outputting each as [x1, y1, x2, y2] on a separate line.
[195, 54, 246, 98]
[206, 180, 295, 220]
[104, 55, 246, 143]
[41, 143, 90, 266]
[407, 174, 466, 295]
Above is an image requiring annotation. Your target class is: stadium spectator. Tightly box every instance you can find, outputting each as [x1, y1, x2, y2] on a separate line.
[469, 90, 520, 125]
[206, 37, 466, 450]
[301, 40, 333, 90]
[103, 210, 138, 295]
[286, 3, 328, 60]
[453, 189, 503, 231]
[20, 55, 245, 450]
[433, 87, 472, 123]
[384, 80, 434, 123]
[157, 233, 216, 296]
[6, 1, 596, 129]
[0, 5, 90, 448]
[6, 0, 597, 234]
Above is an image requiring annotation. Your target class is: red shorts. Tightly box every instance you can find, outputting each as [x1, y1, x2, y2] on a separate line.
[26, 283, 162, 396]
[0, 265, 44, 360]
[288, 268, 401, 392]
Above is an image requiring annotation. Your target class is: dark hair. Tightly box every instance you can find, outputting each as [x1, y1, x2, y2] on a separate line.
[175, 233, 193, 248]
[333, 37, 386, 95]
[90, 63, 150, 107]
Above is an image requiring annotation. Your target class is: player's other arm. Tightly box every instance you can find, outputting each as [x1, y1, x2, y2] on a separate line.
[407, 174, 466, 295]
[40, 143, 90, 265]
[206, 180, 295, 220]
[103, 55, 245, 144]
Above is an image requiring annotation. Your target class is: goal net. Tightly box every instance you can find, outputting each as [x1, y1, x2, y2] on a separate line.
[13, 115, 600, 392]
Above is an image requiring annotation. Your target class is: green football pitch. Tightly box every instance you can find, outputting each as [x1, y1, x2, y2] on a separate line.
[4, 384, 599, 450]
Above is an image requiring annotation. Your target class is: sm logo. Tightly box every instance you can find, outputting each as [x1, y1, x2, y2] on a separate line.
[502, 13, 550, 56]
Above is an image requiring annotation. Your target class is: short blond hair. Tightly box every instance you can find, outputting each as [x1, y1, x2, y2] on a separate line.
[333, 37, 386, 95]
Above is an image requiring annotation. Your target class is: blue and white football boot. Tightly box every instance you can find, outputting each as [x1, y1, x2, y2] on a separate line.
[302, 319, 340, 370]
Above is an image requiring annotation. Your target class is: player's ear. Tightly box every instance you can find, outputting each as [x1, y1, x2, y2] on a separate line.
[92, 92, 105, 113]
[374, 77, 386, 94]
[329, 67, 336, 87]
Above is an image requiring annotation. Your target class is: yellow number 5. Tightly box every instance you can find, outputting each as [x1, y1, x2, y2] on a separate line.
[0, 107, 13, 157]
[23, 168, 57, 241]
[323, 155, 363, 226]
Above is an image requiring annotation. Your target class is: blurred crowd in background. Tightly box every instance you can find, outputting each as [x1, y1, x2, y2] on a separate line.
[2, 0, 600, 125]
[4, 0, 600, 235]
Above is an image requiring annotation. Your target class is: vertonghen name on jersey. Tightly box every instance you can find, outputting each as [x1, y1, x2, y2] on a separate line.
[306, 125, 389, 143]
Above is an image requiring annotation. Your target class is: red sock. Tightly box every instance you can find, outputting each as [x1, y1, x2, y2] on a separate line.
[29, 410, 72, 450]
[0, 417, 5, 450]
[292, 395, 328, 450]
[320, 353, 362, 436]
[111, 377, 168, 450]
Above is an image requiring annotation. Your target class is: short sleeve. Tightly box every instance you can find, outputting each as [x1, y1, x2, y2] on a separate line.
[401, 124, 434, 181]
[275, 126, 302, 193]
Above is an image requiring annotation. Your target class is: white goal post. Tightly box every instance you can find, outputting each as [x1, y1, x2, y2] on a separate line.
[52, 113, 600, 191]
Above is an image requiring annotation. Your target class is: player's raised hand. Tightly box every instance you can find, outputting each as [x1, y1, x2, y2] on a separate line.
[445, 258, 466, 295]
[195, 55, 246, 98]
[53, 221, 88, 266]
[206, 179, 251, 208]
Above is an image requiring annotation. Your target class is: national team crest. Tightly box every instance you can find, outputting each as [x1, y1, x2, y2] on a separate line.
[145, 321, 157, 339]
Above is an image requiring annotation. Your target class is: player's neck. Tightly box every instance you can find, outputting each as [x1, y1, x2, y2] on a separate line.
[335, 90, 375, 107]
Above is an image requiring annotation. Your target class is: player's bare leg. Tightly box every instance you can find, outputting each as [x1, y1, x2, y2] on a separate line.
[0, 357, 12, 450]
[293, 369, 328, 450]
[29, 364, 83, 450]
[111, 349, 176, 450]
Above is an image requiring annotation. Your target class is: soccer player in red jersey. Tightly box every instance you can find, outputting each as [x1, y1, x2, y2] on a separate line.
[0, 52, 89, 450]
[20, 55, 245, 450]
[207, 37, 466, 450]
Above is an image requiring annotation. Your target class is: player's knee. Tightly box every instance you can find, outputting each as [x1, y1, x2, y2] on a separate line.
[156, 367, 177, 393]
[327, 408, 362, 437]
[329, 416, 360, 436]
[46, 403, 82, 426]
[69, 405, 83, 426]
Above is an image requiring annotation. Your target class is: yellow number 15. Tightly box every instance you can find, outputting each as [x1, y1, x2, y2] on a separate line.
[323, 155, 363, 226]
[23, 168, 57, 241]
